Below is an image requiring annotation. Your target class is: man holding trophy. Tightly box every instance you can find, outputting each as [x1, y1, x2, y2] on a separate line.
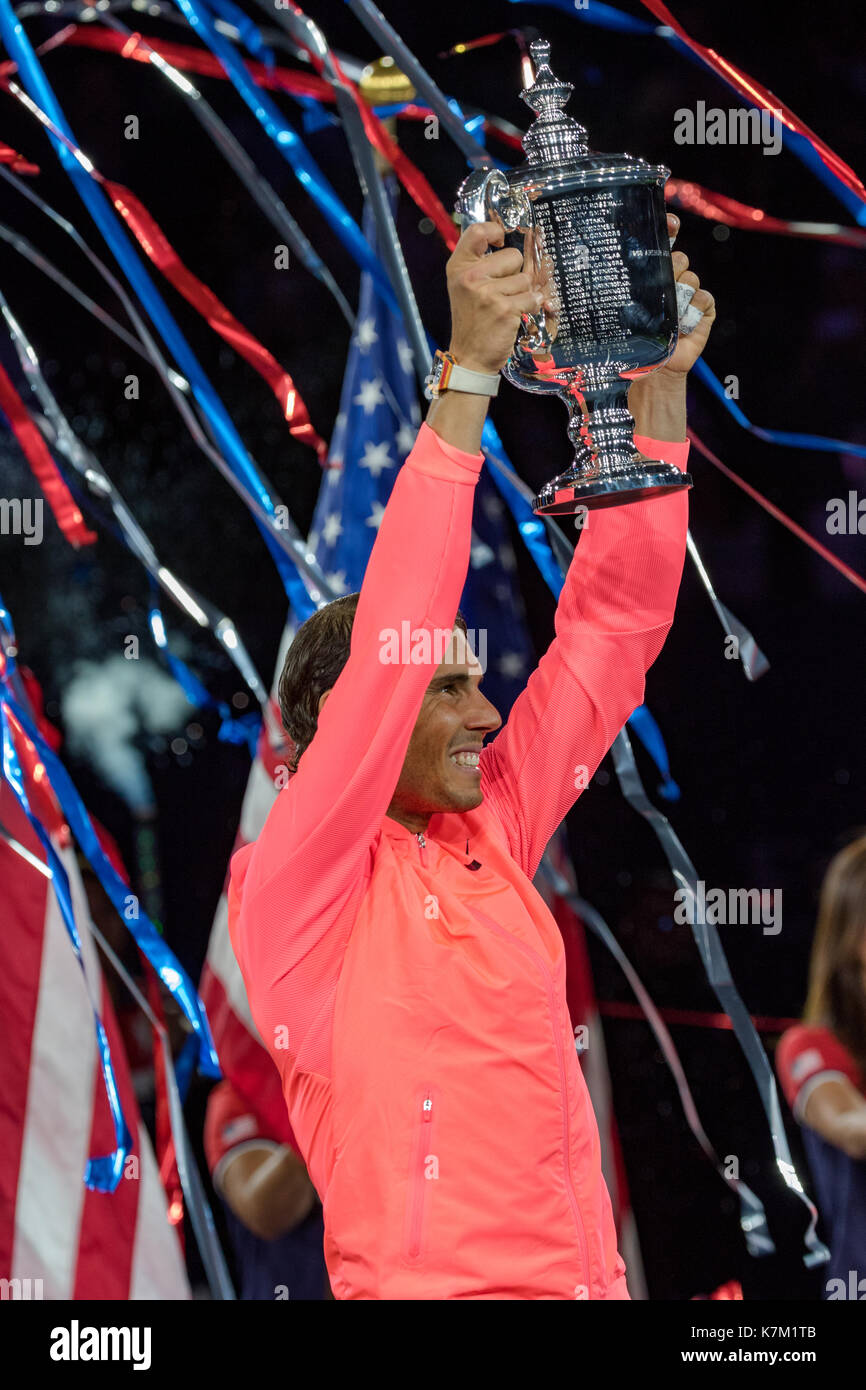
[230, 40, 715, 1298]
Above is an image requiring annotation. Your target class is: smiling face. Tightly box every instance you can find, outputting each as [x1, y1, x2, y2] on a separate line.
[385, 627, 502, 832]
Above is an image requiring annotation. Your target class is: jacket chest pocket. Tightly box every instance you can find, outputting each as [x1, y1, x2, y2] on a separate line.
[402, 1085, 439, 1263]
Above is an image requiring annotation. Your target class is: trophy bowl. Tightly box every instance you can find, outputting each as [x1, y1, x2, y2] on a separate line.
[456, 38, 693, 514]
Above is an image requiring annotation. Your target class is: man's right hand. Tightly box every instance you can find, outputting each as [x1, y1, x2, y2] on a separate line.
[445, 221, 547, 375]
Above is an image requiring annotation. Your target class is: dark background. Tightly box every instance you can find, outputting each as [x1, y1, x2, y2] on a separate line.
[1, 0, 864, 1299]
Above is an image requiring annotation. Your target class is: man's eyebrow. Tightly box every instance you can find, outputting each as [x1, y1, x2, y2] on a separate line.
[428, 670, 482, 689]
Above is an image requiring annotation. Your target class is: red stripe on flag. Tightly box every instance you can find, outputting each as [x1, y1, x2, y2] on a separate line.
[72, 975, 141, 1299]
[0, 787, 49, 1281]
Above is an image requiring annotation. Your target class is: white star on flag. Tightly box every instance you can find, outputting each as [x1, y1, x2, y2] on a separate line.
[321, 512, 343, 547]
[396, 422, 416, 456]
[365, 501, 386, 530]
[325, 570, 349, 595]
[354, 378, 386, 416]
[497, 544, 517, 573]
[497, 651, 527, 678]
[396, 338, 414, 375]
[359, 440, 393, 479]
[356, 318, 378, 352]
[470, 538, 494, 569]
[482, 492, 506, 521]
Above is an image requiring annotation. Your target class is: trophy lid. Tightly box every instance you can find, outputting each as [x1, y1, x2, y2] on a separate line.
[520, 38, 589, 165]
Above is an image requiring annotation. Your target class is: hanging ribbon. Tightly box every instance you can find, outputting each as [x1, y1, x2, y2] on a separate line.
[694, 358, 866, 459]
[508, 0, 866, 221]
[688, 427, 866, 600]
[148, 601, 261, 756]
[538, 853, 777, 1260]
[90, 13, 354, 325]
[0, 600, 221, 1087]
[164, 0, 399, 313]
[0, 701, 133, 1190]
[343, 0, 489, 167]
[82, 914, 235, 1297]
[0, 137, 38, 173]
[0, 357, 96, 545]
[608, 727, 830, 1269]
[667, 178, 866, 250]
[0, 277, 280, 733]
[104, 180, 328, 460]
[625, 703, 680, 801]
[0, 3, 325, 615]
[636, 0, 866, 213]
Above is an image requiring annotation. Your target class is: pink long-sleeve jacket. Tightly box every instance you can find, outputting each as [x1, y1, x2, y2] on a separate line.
[230, 421, 689, 1299]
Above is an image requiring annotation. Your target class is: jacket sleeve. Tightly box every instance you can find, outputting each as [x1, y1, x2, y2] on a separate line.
[232, 422, 484, 1068]
[479, 435, 690, 881]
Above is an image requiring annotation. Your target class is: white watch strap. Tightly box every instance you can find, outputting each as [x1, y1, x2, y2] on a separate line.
[446, 363, 501, 397]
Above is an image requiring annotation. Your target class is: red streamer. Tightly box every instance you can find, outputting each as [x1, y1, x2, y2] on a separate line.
[640, 0, 866, 204]
[282, 3, 458, 249]
[687, 426, 866, 599]
[46, 25, 459, 249]
[0, 57, 328, 462]
[104, 180, 328, 461]
[0, 360, 96, 547]
[667, 178, 866, 249]
[598, 999, 798, 1034]
[0, 140, 38, 175]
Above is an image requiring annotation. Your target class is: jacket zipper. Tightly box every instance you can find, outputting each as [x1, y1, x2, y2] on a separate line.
[468, 905, 591, 1286]
[406, 1088, 436, 1260]
[415, 831, 428, 865]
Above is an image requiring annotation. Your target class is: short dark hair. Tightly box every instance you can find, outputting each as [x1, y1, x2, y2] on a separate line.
[278, 593, 468, 775]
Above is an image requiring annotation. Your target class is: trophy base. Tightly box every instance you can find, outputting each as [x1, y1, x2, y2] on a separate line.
[533, 457, 692, 515]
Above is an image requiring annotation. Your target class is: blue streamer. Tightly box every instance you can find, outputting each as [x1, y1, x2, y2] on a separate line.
[0, 0, 313, 611]
[509, 0, 654, 33]
[0, 599, 221, 1084]
[626, 703, 680, 800]
[693, 359, 866, 457]
[148, 603, 261, 756]
[0, 705, 132, 1191]
[203, 0, 276, 68]
[173, 0, 401, 313]
[510, 0, 866, 222]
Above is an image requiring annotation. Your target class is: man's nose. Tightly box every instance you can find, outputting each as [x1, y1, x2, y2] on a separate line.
[466, 691, 502, 734]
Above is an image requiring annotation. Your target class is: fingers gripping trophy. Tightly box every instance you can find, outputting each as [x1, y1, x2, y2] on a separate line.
[456, 37, 693, 513]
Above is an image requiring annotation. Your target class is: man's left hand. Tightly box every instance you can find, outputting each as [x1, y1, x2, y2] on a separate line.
[660, 213, 716, 376]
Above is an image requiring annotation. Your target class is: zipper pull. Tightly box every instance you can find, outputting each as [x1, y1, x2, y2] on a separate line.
[415, 832, 426, 849]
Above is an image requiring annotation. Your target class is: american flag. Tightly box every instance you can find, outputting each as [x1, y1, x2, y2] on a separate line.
[200, 189, 643, 1287]
[0, 775, 189, 1300]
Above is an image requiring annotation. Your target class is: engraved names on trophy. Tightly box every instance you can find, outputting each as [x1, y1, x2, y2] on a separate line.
[534, 190, 633, 357]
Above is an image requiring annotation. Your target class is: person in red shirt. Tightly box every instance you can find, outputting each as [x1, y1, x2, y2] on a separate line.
[204, 1079, 330, 1300]
[777, 834, 866, 1298]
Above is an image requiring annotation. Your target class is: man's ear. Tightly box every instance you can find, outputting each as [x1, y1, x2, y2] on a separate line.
[317, 690, 331, 716]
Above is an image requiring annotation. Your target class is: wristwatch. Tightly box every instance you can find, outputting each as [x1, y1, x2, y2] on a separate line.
[424, 349, 501, 401]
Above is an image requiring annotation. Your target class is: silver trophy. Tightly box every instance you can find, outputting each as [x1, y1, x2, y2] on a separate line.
[456, 37, 693, 513]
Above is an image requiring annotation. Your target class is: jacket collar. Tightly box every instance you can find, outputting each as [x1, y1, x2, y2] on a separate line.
[381, 811, 470, 850]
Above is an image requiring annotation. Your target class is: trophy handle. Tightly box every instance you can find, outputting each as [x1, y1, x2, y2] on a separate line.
[455, 169, 552, 354]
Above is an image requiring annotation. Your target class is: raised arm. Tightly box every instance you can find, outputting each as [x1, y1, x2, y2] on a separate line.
[480, 227, 715, 879]
[232, 222, 543, 1056]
